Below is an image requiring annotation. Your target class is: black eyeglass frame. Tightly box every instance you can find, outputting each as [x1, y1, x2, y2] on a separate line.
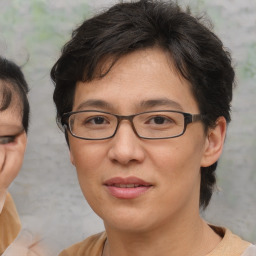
[61, 110, 205, 140]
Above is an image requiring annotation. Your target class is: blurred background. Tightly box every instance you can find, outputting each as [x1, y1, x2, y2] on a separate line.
[0, 0, 256, 253]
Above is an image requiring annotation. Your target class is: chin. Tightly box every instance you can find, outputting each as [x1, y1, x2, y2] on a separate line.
[99, 207, 159, 233]
[105, 219, 154, 234]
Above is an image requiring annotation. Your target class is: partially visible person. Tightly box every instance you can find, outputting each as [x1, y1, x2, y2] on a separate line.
[0, 56, 50, 256]
[51, 0, 256, 255]
[0, 56, 29, 254]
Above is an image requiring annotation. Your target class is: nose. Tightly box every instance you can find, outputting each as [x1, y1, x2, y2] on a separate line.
[107, 121, 145, 165]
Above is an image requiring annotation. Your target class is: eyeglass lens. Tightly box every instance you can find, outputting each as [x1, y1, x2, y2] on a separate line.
[68, 111, 187, 140]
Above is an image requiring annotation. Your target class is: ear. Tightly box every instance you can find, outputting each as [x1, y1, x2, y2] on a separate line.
[69, 150, 75, 166]
[66, 131, 75, 165]
[201, 116, 227, 167]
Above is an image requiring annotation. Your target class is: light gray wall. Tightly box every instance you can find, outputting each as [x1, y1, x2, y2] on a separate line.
[0, 0, 255, 253]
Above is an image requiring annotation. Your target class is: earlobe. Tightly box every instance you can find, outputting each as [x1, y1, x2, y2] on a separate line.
[201, 116, 227, 167]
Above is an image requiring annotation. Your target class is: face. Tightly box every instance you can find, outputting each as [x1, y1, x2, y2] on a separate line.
[69, 48, 223, 233]
[0, 97, 27, 204]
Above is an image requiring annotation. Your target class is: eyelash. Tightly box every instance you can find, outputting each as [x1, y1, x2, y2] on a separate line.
[0, 136, 16, 145]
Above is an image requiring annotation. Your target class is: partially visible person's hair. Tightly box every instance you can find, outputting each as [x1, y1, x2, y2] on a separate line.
[0, 56, 30, 132]
[51, 0, 235, 209]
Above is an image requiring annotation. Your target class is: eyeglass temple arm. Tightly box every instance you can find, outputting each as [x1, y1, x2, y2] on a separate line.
[192, 114, 205, 122]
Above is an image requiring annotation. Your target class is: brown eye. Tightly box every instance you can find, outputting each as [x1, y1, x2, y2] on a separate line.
[151, 116, 167, 124]
[87, 116, 107, 125]
[146, 115, 174, 125]
[0, 136, 15, 144]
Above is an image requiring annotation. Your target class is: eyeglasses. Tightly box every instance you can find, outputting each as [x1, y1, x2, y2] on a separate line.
[61, 110, 204, 140]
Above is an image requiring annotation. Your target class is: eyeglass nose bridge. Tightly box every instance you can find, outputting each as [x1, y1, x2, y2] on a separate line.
[113, 114, 141, 138]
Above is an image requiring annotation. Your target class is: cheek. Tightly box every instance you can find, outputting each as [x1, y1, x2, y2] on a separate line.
[147, 143, 203, 212]
[69, 141, 107, 193]
[70, 144, 112, 218]
[70, 139, 105, 169]
[148, 141, 203, 170]
[147, 136, 205, 188]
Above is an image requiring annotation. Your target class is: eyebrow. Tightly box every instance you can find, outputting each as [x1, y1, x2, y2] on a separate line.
[75, 99, 114, 111]
[140, 98, 184, 111]
[75, 98, 184, 112]
[0, 124, 24, 135]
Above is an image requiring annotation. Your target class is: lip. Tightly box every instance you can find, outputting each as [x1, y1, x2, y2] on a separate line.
[103, 176, 153, 199]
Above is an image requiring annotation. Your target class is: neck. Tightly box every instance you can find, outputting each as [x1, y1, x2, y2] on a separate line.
[103, 215, 221, 256]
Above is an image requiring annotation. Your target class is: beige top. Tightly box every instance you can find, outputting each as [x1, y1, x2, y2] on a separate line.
[0, 193, 21, 255]
[59, 226, 252, 256]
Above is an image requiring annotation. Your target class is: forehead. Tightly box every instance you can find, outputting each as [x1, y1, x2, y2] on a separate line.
[73, 48, 198, 113]
[0, 80, 23, 111]
[0, 108, 23, 136]
[0, 81, 23, 130]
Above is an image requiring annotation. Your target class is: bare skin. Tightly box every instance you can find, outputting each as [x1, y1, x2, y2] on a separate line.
[69, 48, 226, 256]
[102, 220, 221, 256]
[0, 106, 26, 212]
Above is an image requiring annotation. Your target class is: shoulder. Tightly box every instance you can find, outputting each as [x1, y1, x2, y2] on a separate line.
[0, 193, 21, 254]
[59, 232, 107, 256]
[2, 193, 18, 212]
[208, 226, 253, 256]
[1, 193, 20, 225]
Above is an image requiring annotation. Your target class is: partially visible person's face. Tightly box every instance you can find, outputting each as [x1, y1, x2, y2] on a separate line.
[0, 91, 27, 206]
[68, 48, 225, 233]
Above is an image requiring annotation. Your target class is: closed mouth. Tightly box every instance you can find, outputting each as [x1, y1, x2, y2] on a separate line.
[103, 176, 152, 188]
[104, 177, 153, 199]
[107, 183, 151, 188]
